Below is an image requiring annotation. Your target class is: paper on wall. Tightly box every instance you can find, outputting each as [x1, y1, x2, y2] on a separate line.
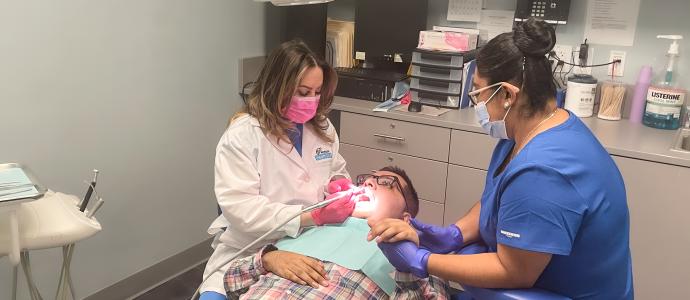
[447, 0, 482, 22]
[477, 10, 515, 41]
[584, 0, 641, 46]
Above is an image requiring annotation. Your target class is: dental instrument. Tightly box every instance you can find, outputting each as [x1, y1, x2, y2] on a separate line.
[78, 170, 99, 212]
[86, 198, 105, 218]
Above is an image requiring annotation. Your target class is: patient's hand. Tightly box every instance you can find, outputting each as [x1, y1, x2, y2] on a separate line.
[367, 218, 420, 246]
[262, 250, 329, 288]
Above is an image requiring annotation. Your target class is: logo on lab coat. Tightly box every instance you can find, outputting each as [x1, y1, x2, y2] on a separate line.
[314, 147, 333, 161]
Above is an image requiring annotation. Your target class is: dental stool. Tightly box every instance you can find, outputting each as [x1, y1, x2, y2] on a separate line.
[450, 243, 571, 300]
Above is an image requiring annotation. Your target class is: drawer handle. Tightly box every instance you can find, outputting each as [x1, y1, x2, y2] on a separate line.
[373, 133, 405, 142]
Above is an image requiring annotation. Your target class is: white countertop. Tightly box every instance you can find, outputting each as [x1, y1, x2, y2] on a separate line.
[332, 96, 690, 168]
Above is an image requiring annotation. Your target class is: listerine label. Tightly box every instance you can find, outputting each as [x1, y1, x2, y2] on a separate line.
[646, 87, 685, 106]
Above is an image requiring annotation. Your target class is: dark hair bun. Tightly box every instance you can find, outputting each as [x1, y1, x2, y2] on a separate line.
[513, 18, 556, 58]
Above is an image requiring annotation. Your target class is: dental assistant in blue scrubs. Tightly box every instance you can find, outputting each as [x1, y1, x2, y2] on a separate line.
[369, 18, 634, 299]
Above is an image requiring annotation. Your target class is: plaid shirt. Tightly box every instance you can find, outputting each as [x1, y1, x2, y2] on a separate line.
[224, 246, 449, 300]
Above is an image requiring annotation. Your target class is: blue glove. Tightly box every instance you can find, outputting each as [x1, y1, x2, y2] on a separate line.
[411, 218, 464, 254]
[378, 240, 431, 278]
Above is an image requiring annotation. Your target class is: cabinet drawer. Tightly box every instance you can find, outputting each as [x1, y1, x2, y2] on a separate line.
[341, 143, 447, 204]
[444, 164, 486, 226]
[416, 199, 444, 226]
[449, 129, 497, 170]
[340, 112, 451, 162]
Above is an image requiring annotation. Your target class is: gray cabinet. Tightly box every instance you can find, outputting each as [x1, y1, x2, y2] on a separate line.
[612, 156, 690, 300]
[444, 164, 486, 226]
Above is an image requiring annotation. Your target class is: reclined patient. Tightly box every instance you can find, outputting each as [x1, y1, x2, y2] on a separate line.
[223, 166, 449, 299]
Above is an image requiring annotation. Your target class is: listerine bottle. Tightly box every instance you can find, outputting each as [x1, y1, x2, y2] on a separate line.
[643, 35, 686, 130]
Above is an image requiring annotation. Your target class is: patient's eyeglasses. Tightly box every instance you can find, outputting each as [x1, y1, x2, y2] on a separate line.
[355, 173, 410, 214]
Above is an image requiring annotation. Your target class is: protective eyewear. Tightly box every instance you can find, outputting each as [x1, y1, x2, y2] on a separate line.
[468, 82, 505, 106]
[355, 173, 410, 214]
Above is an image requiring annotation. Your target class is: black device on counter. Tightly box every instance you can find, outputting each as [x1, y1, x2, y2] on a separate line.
[335, 67, 407, 102]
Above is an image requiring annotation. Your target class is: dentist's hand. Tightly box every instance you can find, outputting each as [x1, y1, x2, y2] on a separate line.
[378, 240, 431, 278]
[262, 250, 329, 288]
[411, 218, 464, 254]
[311, 191, 356, 225]
[327, 177, 353, 194]
[367, 218, 420, 246]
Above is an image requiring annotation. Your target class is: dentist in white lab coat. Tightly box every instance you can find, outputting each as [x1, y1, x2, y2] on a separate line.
[199, 40, 355, 300]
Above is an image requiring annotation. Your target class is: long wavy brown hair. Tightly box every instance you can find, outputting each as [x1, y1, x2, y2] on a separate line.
[234, 40, 338, 145]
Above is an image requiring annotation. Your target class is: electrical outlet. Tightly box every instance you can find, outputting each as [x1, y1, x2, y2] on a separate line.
[552, 44, 572, 71]
[608, 50, 626, 77]
[572, 46, 594, 75]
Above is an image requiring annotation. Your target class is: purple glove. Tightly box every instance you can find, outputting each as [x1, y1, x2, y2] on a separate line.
[377, 240, 431, 278]
[327, 178, 353, 194]
[411, 218, 464, 254]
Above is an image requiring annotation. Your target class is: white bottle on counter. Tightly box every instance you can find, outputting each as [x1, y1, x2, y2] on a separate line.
[564, 74, 598, 118]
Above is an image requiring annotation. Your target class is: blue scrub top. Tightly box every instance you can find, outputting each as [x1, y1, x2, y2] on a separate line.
[478, 111, 634, 299]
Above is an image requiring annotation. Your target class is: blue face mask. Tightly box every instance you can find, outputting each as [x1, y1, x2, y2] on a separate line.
[473, 85, 511, 140]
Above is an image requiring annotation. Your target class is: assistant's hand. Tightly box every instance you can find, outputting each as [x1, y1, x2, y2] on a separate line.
[367, 218, 419, 246]
[327, 177, 354, 194]
[262, 250, 329, 288]
[311, 191, 356, 225]
[378, 240, 431, 278]
[410, 218, 464, 254]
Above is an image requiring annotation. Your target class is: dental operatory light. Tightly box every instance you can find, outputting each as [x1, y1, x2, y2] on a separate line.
[254, 0, 334, 6]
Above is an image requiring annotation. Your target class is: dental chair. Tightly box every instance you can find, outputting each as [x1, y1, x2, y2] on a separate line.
[450, 243, 571, 300]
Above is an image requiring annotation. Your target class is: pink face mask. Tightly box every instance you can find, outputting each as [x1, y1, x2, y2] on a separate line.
[284, 95, 320, 124]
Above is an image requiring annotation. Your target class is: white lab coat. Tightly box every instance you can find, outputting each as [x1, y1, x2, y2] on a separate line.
[200, 114, 349, 295]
